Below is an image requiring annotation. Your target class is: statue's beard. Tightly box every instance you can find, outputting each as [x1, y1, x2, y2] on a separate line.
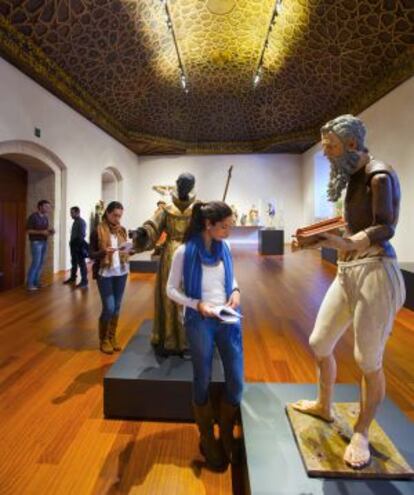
[327, 150, 361, 202]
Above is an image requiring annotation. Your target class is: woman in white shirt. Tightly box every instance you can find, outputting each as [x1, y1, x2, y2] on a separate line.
[90, 201, 132, 354]
[167, 201, 243, 469]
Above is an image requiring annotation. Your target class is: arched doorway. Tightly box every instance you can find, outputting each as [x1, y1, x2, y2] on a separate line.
[0, 158, 27, 290]
[101, 167, 123, 205]
[0, 140, 66, 290]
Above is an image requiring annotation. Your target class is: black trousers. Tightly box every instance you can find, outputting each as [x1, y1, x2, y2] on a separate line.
[70, 241, 88, 283]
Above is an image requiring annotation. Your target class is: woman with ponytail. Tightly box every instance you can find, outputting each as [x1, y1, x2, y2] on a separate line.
[167, 201, 243, 470]
[89, 201, 133, 354]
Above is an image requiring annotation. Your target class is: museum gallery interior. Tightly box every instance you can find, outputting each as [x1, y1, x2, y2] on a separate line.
[0, 1, 414, 494]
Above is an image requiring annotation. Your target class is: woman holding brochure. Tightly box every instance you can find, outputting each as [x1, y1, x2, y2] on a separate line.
[89, 201, 134, 354]
[167, 201, 243, 470]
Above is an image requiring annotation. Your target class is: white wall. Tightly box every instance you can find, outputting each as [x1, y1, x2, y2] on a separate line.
[0, 57, 140, 270]
[135, 154, 303, 240]
[301, 76, 414, 262]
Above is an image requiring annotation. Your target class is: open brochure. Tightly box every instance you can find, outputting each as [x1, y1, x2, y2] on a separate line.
[211, 305, 243, 324]
[117, 241, 133, 251]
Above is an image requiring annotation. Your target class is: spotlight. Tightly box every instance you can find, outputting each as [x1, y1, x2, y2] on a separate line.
[253, 1, 283, 87]
[180, 73, 187, 89]
[162, 0, 189, 92]
[276, 0, 283, 15]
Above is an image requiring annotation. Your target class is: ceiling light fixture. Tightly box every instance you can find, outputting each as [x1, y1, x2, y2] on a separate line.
[253, 0, 283, 87]
[275, 0, 283, 15]
[206, 0, 236, 16]
[162, 1, 189, 93]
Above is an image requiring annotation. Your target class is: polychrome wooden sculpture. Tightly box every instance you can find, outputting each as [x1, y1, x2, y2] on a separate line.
[293, 114, 406, 470]
[133, 173, 196, 355]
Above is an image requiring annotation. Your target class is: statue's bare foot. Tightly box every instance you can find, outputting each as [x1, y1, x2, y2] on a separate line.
[343, 432, 371, 469]
[291, 400, 334, 422]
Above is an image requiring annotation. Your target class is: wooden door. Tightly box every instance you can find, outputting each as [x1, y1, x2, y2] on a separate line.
[0, 158, 27, 291]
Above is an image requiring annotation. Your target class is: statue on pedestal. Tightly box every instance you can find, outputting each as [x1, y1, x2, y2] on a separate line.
[133, 173, 196, 355]
[266, 201, 276, 228]
[230, 204, 239, 226]
[248, 204, 260, 226]
[292, 114, 405, 469]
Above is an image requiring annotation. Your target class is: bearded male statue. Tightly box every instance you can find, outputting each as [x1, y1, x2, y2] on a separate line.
[293, 114, 406, 469]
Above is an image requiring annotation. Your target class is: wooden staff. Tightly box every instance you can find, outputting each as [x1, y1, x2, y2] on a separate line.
[222, 165, 233, 202]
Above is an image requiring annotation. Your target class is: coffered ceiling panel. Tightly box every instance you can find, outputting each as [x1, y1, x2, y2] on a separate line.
[0, 0, 413, 154]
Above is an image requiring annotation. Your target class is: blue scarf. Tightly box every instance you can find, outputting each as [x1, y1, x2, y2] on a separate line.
[183, 234, 233, 301]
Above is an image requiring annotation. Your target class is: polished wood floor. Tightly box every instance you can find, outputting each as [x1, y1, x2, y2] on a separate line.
[0, 247, 413, 494]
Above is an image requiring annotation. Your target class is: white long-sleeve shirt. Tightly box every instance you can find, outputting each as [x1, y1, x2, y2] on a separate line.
[167, 243, 238, 311]
[99, 234, 129, 277]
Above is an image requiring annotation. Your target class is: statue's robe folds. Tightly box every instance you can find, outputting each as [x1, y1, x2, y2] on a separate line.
[137, 194, 195, 352]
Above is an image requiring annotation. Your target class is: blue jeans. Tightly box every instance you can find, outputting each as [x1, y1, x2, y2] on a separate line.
[97, 274, 128, 322]
[185, 310, 244, 406]
[27, 240, 47, 288]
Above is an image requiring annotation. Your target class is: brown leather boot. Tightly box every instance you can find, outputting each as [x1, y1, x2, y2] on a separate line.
[99, 318, 113, 355]
[193, 401, 227, 471]
[108, 315, 121, 352]
[219, 400, 242, 464]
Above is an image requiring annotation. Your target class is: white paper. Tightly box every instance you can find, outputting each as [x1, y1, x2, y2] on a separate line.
[117, 241, 133, 251]
[211, 305, 243, 324]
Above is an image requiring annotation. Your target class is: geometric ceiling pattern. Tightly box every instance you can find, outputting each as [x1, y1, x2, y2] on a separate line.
[0, 0, 413, 154]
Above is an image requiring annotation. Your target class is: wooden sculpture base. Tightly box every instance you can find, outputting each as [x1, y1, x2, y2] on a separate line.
[286, 402, 414, 479]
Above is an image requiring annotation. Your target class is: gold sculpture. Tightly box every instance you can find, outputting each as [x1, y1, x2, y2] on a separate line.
[133, 173, 196, 355]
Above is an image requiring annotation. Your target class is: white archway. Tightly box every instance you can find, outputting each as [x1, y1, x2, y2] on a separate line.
[101, 166, 123, 205]
[0, 140, 67, 275]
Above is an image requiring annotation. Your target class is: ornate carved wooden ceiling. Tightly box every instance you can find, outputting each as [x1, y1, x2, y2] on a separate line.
[0, 1, 413, 154]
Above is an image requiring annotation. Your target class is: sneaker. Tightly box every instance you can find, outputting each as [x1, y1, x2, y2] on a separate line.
[63, 278, 76, 285]
[76, 282, 88, 289]
[27, 286, 39, 292]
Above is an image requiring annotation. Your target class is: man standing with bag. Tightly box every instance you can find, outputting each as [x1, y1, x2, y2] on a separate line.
[63, 206, 88, 289]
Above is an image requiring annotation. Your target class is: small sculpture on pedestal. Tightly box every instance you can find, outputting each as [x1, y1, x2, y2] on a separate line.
[248, 204, 260, 226]
[91, 200, 105, 231]
[266, 201, 276, 229]
[230, 204, 239, 226]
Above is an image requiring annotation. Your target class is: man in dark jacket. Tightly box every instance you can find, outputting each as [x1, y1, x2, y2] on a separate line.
[63, 206, 88, 288]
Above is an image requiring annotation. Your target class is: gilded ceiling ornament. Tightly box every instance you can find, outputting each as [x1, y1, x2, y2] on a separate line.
[205, 0, 237, 15]
[0, 0, 413, 154]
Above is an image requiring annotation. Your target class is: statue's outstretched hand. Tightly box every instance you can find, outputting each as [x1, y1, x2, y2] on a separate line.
[130, 227, 148, 248]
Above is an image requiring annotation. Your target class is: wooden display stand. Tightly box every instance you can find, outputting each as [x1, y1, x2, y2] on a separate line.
[286, 402, 414, 479]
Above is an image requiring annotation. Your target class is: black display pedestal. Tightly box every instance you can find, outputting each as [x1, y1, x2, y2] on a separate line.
[241, 383, 414, 495]
[258, 229, 284, 255]
[321, 247, 338, 265]
[129, 252, 158, 273]
[400, 263, 414, 311]
[104, 320, 225, 421]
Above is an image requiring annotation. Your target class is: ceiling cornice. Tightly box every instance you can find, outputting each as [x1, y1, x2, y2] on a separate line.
[1, 10, 413, 156]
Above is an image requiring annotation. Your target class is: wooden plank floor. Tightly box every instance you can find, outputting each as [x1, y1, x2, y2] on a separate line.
[0, 247, 413, 494]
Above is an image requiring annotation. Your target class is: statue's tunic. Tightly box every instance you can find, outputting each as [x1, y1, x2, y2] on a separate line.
[140, 194, 195, 352]
[340, 160, 400, 261]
